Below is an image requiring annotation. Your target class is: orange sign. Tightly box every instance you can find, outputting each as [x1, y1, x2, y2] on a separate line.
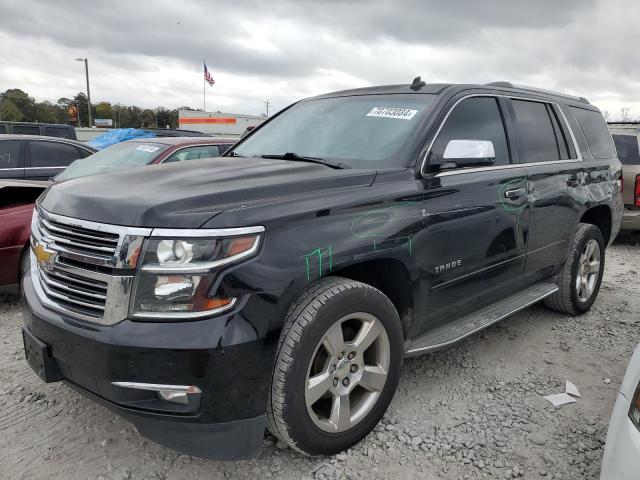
[67, 105, 78, 121]
[179, 117, 237, 125]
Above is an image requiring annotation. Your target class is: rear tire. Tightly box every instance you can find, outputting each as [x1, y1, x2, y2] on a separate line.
[266, 277, 403, 456]
[544, 223, 605, 315]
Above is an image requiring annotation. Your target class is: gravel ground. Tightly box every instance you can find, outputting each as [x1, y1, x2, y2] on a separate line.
[1, 233, 639, 480]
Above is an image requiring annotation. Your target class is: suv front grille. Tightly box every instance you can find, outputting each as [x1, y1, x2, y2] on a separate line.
[38, 215, 120, 258]
[31, 207, 151, 325]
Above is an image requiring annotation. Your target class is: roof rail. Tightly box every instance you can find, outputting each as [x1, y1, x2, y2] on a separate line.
[485, 81, 589, 104]
[486, 81, 513, 88]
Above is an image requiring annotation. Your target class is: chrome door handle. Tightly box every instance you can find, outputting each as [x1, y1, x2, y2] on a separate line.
[504, 188, 526, 199]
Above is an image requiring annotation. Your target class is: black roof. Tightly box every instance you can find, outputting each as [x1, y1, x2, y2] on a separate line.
[0, 134, 96, 150]
[309, 81, 593, 108]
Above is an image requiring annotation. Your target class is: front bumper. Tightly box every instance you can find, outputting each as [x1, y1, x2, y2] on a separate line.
[21, 265, 281, 460]
[600, 393, 640, 479]
[621, 208, 640, 231]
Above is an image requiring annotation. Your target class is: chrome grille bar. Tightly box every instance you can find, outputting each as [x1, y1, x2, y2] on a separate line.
[40, 217, 119, 247]
[40, 270, 107, 301]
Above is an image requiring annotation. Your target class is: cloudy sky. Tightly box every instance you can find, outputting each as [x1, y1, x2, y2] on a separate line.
[0, 0, 638, 119]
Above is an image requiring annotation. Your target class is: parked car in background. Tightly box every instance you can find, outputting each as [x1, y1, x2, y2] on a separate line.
[56, 136, 236, 181]
[21, 80, 622, 460]
[0, 135, 96, 181]
[609, 123, 640, 231]
[0, 180, 49, 293]
[601, 343, 640, 479]
[0, 122, 77, 139]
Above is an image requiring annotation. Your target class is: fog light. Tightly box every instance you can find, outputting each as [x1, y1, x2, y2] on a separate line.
[158, 389, 189, 405]
[112, 382, 202, 405]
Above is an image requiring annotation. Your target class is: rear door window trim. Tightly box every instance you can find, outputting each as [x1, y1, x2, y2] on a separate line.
[421, 93, 583, 177]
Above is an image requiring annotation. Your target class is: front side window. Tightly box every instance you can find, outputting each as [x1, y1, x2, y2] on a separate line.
[232, 94, 437, 168]
[612, 134, 640, 165]
[0, 140, 21, 168]
[571, 107, 616, 159]
[29, 141, 83, 167]
[430, 96, 510, 167]
[163, 145, 222, 163]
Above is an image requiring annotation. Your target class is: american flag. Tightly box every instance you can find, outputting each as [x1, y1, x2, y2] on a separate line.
[204, 62, 215, 86]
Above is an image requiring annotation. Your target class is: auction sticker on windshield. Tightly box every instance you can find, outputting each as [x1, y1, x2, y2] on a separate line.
[366, 107, 418, 120]
[136, 144, 160, 152]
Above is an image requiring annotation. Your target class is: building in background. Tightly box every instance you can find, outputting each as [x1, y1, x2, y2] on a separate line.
[178, 110, 265, 138]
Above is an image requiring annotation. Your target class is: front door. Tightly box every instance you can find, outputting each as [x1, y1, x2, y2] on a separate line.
[412, 95, 529, 336]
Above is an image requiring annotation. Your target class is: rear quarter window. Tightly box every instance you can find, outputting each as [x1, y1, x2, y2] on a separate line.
[45, 126, 72, 138]
[571, 107, 616, 159]
[612, 134, 640, 165]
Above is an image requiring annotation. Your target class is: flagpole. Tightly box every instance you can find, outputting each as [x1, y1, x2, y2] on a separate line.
[203, 59, 206, 111]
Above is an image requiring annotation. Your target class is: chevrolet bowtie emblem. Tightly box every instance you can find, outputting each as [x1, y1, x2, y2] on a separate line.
[33, 242, 53, 264]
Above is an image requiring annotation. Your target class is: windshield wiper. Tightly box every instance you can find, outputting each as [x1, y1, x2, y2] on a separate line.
[260, 152, 345, 169]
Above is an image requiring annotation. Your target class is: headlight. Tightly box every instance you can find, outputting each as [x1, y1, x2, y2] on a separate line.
[132, 231, 262, 320]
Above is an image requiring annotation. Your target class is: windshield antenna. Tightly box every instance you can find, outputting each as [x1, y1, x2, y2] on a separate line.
[410, 76, 426, 91]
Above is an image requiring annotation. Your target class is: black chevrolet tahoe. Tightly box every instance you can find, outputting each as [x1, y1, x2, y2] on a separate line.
[21, 80, 623, 460]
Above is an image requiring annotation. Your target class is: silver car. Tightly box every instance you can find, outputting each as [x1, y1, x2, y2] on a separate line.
[601, 344, 640, 479]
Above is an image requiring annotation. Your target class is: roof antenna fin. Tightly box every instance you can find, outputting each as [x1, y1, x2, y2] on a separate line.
[410, 76, 426, 91]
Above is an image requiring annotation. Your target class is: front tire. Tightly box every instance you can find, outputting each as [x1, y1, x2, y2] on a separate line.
[267, 277, 403, 456]
[544, 223, 605, 315]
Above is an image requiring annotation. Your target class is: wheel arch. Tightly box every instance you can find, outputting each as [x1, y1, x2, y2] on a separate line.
[330, 258, 415, 338]
[580, 204, 612, 245]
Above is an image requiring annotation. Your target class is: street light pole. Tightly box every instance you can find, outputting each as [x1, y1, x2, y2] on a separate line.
[75, 58, 92, 127]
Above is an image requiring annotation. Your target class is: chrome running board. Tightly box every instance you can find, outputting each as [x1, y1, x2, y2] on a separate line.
[404, 282, 558, 357]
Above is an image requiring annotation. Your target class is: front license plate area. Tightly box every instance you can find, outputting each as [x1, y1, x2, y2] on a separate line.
[22, 327, 62, 383]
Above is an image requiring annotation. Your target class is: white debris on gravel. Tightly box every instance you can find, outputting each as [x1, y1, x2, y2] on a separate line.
[1, 233, 639, 479]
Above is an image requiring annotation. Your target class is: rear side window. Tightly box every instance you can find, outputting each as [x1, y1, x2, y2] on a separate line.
[45, 126, 72, 138]
[431, 96, 510, 166]
[13, 125, 41, 135]
[163, 145, 223, 163]
[0, 140, 21, 168]
[571, 107, 616, 158]
[511, 100, 563, 163]
[0, 125, 6, 134]
[30, 141, 83, 167]
[612, 134, 640, 165]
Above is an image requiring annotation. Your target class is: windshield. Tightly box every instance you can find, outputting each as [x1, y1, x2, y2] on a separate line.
[232, 94, 437, 168]
[56, 141, 170, 181]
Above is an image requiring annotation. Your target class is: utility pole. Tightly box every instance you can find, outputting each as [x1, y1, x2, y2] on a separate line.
[264, 100, 270, 117]
[75, 58, 92, 127]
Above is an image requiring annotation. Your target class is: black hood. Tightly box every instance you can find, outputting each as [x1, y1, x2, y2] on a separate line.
[40, 157, 376, 228]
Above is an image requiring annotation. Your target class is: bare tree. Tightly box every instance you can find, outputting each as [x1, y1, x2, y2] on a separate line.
[619, 107, 631, 122]
[602, 110, 611, 121]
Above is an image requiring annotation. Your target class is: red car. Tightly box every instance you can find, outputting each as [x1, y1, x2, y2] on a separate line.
[1, 137, 237, 291]
[56, 136, 236, 181]
[0, 180, 49, 293]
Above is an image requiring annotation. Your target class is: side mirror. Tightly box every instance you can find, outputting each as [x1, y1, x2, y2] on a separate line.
[441, 139, 495, 169]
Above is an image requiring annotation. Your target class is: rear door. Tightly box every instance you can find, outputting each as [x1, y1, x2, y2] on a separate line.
[0, 140, 25, 179]
[26, 140, 89, 180]
[416, 95, 530, 333]
[508, 98, 583, 282]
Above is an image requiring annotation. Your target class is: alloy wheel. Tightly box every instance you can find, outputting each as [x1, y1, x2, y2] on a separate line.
[576, 238, 601, 302]
[305, 312, 390, 433]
